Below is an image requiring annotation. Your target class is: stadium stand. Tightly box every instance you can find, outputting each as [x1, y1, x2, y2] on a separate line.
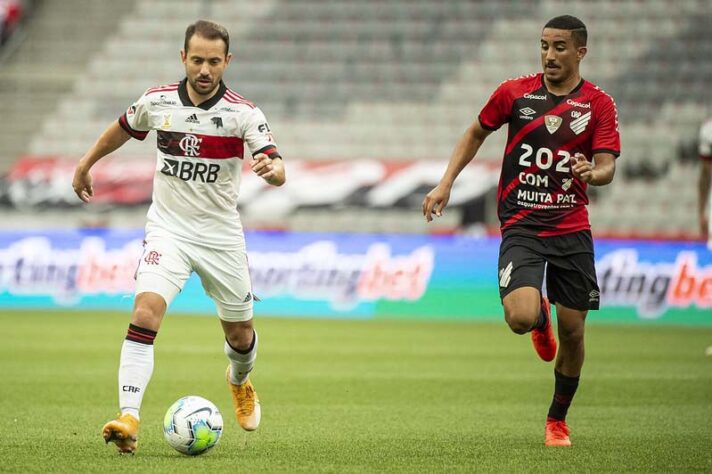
[0, 0, 710, 237]
[0, 0, 135, 169]
[0, 0, 23, 46]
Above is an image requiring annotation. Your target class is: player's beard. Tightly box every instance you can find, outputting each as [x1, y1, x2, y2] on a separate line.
[190, 75, 219, 96]
[543, 61, 563, 83]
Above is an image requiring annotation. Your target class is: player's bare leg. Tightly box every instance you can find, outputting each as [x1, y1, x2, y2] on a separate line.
[103, 292, 166, 453]
[554, 304, 586, 376]
[544, 304, 587, 447]
[503, 287, 557, 360]
[222, 319, 261, 431]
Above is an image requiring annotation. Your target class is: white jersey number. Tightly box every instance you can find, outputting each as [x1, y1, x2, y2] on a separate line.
[518, 144, 571, 173]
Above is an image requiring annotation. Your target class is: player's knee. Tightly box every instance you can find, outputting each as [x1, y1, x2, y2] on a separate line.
[558, 323, 584, 344]
[504, 309, 536, 334]
[225, 320, 254, 351]
[503, 297, 538, 333]
[131, 305, 162, 330]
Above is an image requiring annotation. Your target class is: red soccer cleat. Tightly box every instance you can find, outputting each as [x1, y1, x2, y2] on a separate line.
[531, 296, 557, 361]
[545, 417, 572, 446]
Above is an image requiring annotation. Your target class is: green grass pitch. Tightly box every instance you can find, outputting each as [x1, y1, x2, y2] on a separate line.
[1, 310, 711, 473]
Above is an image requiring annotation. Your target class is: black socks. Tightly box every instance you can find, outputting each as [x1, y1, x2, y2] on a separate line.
[547, 370, 580, 420]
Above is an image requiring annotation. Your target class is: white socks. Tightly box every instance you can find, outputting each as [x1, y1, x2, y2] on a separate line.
[225, 330, 258, 385]
[114, 326, 257, 419]
[118, 324, 157, 420]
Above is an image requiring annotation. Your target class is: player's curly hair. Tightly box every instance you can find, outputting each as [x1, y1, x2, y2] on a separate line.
[184, 20, 230, 55]
[544, 15, 587, 47]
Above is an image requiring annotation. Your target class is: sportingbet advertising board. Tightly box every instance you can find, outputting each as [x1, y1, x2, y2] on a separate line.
[0, 229, 710, 325]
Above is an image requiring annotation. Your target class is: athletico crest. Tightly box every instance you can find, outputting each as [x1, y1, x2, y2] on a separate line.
[544, 115, 562, 134]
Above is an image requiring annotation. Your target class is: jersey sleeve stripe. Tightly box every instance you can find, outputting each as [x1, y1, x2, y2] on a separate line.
[145, 86, 179, 96]
[253, 145, 278, 157]
[146, 83, 180, 95]
[478, 115, 499, 131]
[226, 88, 246, 99]
[224, 90, 255, 108]
[118, 114, 148, 140]
[592, 148, 620, 157]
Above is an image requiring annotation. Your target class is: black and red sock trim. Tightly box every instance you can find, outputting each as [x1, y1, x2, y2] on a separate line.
[126, 324, 157, 345]
[547, 370, 580, 421]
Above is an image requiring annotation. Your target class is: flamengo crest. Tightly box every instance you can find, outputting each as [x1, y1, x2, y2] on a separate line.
[179, 134, 202, 157]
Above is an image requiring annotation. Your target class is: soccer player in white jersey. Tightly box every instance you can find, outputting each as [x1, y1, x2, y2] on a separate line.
[698, 118, 712, 249]
[71, 20, 285, 454]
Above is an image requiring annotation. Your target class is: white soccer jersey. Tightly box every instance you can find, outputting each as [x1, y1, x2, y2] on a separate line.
[119, 79, 278, 248]
[701, 119, 712, 248]
[700, 119, 712, 159]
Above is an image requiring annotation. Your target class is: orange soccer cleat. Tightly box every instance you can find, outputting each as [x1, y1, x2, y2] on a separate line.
[531, 296, 557, 362]
[102, 413, 140, 454]
[226, 366, 261, 431]
[545, 417, 572, 446]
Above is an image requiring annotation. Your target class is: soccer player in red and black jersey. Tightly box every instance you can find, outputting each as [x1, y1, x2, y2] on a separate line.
[423, 15, 620, 447]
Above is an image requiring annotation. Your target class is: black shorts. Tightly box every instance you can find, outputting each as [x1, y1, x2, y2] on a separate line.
[497, 230, 600, 311]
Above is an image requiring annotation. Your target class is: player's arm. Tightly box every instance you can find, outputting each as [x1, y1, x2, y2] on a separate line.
[422, 118, 492, 222]
[699, 159, 711, 237]
[571, 152, 616, 186]
[243, 107, 285, 186]
[251, 153, 285, 186]
[72, 121, 132, 202]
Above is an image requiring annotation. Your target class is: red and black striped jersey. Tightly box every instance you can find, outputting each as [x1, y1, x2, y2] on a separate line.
[479, 73, 620, 237]
[120, 78, 278, 248]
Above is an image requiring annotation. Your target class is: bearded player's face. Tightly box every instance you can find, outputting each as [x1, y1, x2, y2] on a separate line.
[540, 28, 586, 84]
[181, 34, 232, 96]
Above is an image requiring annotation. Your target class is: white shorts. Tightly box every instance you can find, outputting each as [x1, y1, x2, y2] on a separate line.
[134, 236, 254, 322]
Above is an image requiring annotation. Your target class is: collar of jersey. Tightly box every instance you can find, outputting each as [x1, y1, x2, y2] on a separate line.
[178, 78, 227, 110]
[540, 74, 585, 100]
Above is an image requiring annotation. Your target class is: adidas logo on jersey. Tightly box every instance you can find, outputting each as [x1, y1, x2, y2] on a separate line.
[185, 113, 200, 124]
[243, 292, 253, 303]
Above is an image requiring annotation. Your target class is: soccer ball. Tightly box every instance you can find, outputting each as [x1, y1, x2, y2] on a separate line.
[163, 395, 223, 455]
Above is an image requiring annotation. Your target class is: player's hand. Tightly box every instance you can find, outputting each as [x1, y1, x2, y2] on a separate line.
[251, 153, 275, 179]
[251, 153, 284, 185]
[422, 183, 451, 223]
[571, 152, 594, 183]
[72, 167, 94, 203]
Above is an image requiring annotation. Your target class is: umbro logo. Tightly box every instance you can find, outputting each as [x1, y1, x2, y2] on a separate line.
[185, 113, 200, 124]
[518, 107, 536, 120]
[589, 289, 600, 303]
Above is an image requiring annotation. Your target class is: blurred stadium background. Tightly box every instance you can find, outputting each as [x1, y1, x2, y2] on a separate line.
[1, 1, 711, 471]
[0, 0, 710, 237]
